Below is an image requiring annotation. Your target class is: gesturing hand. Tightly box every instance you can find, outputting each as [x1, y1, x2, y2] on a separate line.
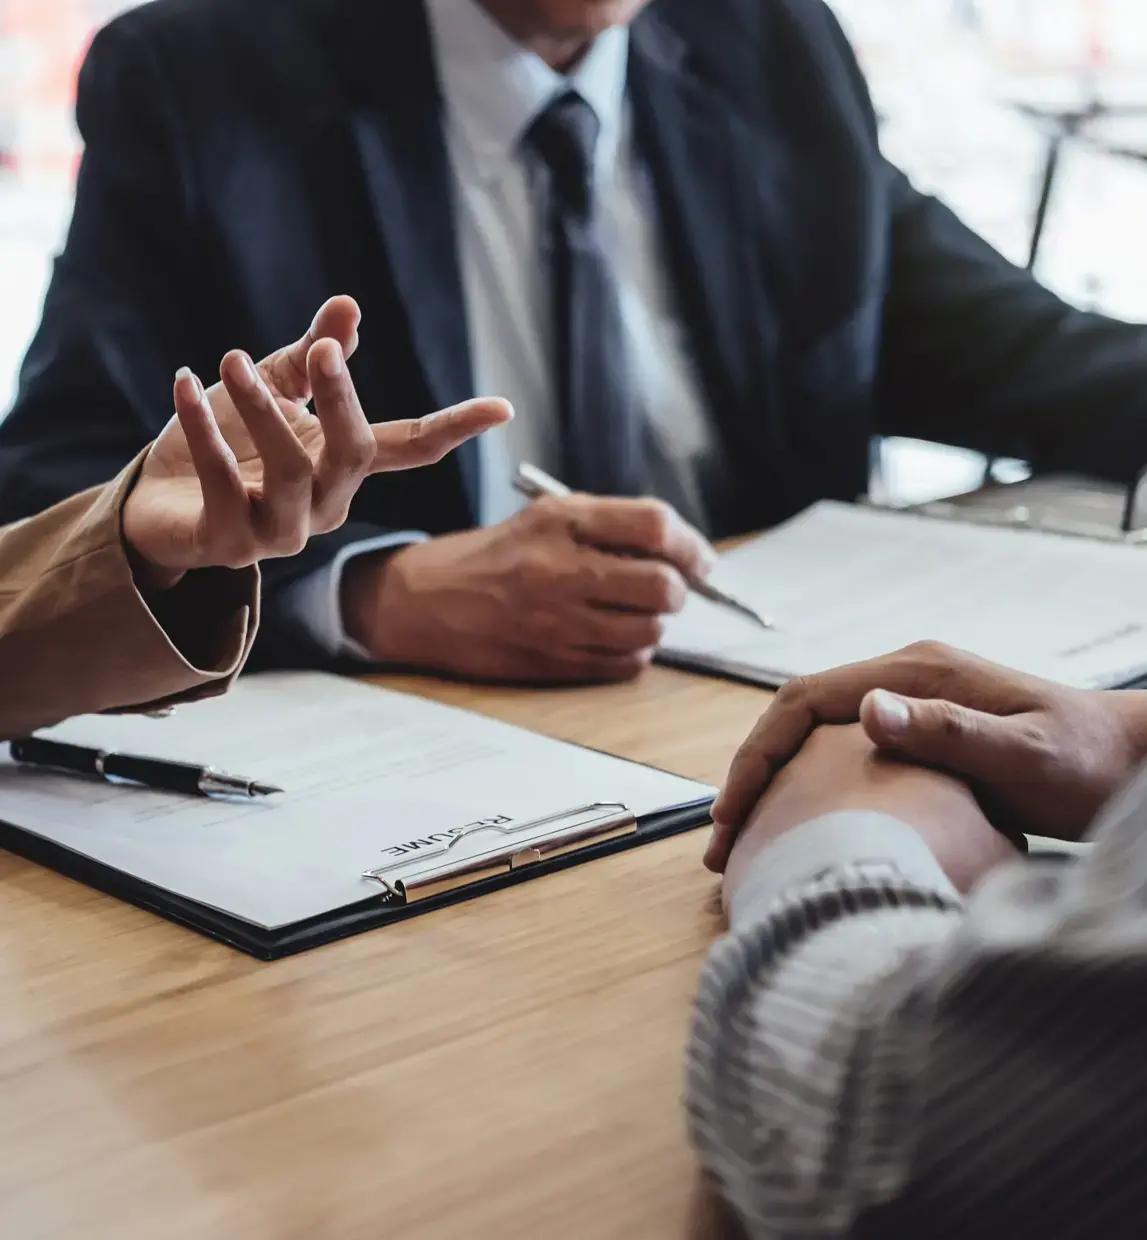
[122, 296, 512, 589]
[707, 641, 1147, 872]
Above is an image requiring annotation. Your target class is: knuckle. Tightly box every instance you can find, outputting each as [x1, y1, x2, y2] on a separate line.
[526, 607, 563, 645]
[905, 639, 951, 661]
[724, 747, 759, 793]
[530, 495, 568, 528]
[649, 564, 685, 613]
[638, 500, 675, 553]
[205, 542, 240, 571]
[275, 451, 314, 490]
[1016, 720, 1056, 768]
[337, 431, 375, 475]
[404, 417, 427, 451]
[315, 501, 353, 536]
[401, 415, 451, 466]
[275, 528, 309, 557]
[903, 639, 960, 679]
[271, 344, 309, 392]
[638, 614, 667, 647]
[239, 531, 260, 562]
[521, 544, 563, 589]
[774, 675, 811, 710]
[595, 614, 660, 653]
[933, 701, 967, 739]
[221, 528, 257, 565]
[744, 739, 775, 776]
[738, 714, 768, 752]
[573, 555, 609, 598]
[903, 639, 962, 697]
[610, 652, 651, 682]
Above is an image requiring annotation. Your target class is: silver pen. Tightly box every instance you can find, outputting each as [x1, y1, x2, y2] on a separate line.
[512, 463, 776, 631]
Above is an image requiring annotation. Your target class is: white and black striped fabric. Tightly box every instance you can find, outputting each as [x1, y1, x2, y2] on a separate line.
[687, 767, 1147, 1239]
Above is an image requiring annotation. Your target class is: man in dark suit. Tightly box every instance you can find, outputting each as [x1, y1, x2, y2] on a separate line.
[2, 0, 1147, 680]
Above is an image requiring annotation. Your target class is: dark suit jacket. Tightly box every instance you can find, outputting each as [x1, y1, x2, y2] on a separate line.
[3, 0, 1147, 669]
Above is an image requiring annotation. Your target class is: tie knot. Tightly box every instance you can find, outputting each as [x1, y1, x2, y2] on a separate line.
[523, 91, 601, 219]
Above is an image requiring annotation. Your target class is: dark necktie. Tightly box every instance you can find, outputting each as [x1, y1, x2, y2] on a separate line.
[523, 91, 645, 497]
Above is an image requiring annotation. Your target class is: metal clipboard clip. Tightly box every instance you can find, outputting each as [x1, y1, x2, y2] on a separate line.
[360, 801, 637, 906]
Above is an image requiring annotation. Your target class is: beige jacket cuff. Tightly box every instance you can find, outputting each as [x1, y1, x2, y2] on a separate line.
[0, 450, 259, 738]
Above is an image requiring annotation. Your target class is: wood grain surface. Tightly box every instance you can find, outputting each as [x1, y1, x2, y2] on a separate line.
[0, 666, 772, 1239]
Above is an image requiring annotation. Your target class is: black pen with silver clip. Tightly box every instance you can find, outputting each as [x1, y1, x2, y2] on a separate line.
[512, 463, 776, 631]
[9, 736, 282, 799]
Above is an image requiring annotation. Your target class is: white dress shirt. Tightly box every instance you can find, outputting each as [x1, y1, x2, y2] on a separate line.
[284, 0, 721, 658]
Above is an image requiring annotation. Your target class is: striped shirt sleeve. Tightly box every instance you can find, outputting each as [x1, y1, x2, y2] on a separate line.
[687, 770, 1147, 1239]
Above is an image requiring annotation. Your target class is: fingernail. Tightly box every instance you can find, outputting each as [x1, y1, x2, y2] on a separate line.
[234, 353, 259, 390]
[317, 345, 343, 379]
[871, 689, 911, 734]
[175, 366, 202, 399]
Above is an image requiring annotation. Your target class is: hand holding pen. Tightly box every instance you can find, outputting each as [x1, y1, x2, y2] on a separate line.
[513, 465, 774, 631]
[346, 463, 739, 683]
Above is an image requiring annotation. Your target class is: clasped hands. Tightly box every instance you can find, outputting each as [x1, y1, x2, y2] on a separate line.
[712, 641, 1147, 903]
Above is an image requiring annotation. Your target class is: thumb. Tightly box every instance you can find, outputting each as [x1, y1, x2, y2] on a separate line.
[860, 688, 1032, 787]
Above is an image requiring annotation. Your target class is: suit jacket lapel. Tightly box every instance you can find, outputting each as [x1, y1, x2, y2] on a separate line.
[628, 12, 779, 531]
[323, 0, 480, 513]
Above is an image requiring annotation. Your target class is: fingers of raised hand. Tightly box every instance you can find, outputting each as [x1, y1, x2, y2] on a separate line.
[307, 339, 376, 530]
[172, 366, 251, 560]
[259, 295, 362, 403]
[220, 350, 314, 555]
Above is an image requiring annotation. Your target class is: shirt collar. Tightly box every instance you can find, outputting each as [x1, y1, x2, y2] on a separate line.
[423, 0, 630, 185]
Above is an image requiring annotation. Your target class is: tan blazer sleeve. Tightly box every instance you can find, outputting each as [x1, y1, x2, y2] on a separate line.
[0, 451, 259, 740]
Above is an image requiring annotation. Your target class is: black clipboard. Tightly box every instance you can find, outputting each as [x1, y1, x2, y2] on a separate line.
[0, 797, 712, 960]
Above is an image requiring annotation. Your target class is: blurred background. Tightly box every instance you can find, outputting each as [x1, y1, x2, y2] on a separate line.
[1, 0, 1146, 501]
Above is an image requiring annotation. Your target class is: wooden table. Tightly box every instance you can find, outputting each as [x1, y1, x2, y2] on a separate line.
[0, 666, 772, 1239]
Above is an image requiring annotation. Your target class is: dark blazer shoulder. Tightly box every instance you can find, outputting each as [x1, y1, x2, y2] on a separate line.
[88, 0, 336, 112]
[649, 0, 876, 130]
[99, 0, 284, 47]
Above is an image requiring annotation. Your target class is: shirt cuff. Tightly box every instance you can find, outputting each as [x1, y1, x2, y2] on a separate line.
[278, 532, 428, 662]
[729, 811, 961, 931]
